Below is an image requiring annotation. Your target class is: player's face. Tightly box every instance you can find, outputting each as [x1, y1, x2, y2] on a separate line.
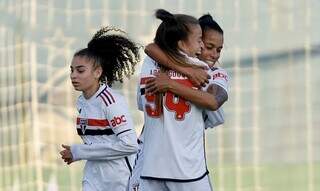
[70, 56, 101, 93]
[199, 29, 223, 67]
[178, 24, 203, 57]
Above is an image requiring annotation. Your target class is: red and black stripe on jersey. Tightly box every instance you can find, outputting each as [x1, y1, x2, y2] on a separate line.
[76, 118, 114, 136]
[97, 86, 116, 106]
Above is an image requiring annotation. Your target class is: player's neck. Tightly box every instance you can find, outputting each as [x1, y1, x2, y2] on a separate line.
[83, 83, 100, 99]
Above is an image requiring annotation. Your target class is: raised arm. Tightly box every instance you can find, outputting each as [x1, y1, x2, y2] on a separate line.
[145, 43, 209, 87]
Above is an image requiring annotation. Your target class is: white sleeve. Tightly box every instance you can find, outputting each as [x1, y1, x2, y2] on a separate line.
[137, 56, 157, 112]
[71, 97, 138, 161]
[204, 67, 229, 93]
[203, 107, 225, 129]
[71, 133, 138, 161]
[202, 67, 229, 129]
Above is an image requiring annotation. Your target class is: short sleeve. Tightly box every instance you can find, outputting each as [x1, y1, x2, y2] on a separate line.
[204, 68, 229, 93]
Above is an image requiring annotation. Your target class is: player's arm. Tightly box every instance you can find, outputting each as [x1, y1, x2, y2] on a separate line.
[70, 101, 138, 161]
[206, 68, 229, 108]
[202, 86, 227, 129]
[204, 108, 225, 129]
[70, 133, 138, 161]
[146, 72, 220, 111]
[145, 43, 209, 87]
[206, 83, 228, 109]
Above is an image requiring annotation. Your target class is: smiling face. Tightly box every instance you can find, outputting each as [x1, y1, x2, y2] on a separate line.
[199, 29, 224, 67]
[70, 56, 102, 98]
[178, 24, 204, 57]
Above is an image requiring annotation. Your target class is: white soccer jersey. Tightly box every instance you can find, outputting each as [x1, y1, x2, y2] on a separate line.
[130, 58, 229, 190]
[70, 84, 138, 191]
[174, 53, 229, 129]
[137, 56, 208, 181]
[203, 66, 229, 129]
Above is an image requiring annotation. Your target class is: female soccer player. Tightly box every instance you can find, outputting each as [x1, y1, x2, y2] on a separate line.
[145, 13, 228, 128]
[129, 13, 228, 191]
[136, 9, 227, 191]
[60, 27, 140, 191]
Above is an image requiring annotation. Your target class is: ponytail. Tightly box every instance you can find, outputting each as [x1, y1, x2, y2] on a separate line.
[74, 27, 140, 86]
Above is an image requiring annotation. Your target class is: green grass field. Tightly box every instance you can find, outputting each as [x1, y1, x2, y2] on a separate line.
[1, 162, 319, 190]
[210, 162, 320, 191]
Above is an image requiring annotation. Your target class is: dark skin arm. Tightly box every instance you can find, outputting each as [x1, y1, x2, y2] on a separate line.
[145, 43, 210, 87]
[206, 82, 228, 108]
[145, 43, 228, 110]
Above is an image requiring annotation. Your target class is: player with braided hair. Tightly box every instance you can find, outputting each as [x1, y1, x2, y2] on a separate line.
[60, 27, 140, 191]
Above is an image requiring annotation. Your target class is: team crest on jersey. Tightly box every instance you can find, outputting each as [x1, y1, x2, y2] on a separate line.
[79, 118, 88, 134]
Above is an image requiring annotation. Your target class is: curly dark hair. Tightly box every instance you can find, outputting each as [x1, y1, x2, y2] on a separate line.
[74, 27, 140, 86]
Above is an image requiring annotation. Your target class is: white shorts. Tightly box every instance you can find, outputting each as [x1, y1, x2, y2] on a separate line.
[139, 175, 213, 191]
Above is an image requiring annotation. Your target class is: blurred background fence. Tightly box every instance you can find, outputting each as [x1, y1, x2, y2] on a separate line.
[0, 0, 319, 190]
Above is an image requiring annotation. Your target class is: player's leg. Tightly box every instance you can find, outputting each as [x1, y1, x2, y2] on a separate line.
[166, 175, 213, 191]
[140, 179, 168, 191]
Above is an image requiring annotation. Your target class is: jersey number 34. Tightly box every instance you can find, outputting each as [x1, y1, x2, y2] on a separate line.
[143, 78, 193, 121]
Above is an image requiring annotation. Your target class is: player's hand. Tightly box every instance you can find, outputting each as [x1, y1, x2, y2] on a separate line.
[60, 144, 74, 165]
[145, 72, 171, 94]
[182, 66, 210, 88]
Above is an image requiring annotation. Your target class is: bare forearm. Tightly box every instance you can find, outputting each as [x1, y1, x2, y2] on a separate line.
[145, 43, 209, 87]
[207, 84, 228, 108]
[168, 81, 219, 111]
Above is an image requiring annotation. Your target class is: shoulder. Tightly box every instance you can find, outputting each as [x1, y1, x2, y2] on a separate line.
[96, 86, 121, 107]
[208, 67, 229, 81]
[209, 66, 227, 73]
[76, 94, 85, 106]
[75, 95, 85, 113]
[140, 55, 159, 76]
[143, 55, 158, 67]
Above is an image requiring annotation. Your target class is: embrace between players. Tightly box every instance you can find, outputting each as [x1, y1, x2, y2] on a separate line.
[60, 8, 229, 191]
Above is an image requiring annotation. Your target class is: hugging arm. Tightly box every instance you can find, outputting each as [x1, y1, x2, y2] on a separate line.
[146, 73, 220, 111]
[145, 43, 209, 87]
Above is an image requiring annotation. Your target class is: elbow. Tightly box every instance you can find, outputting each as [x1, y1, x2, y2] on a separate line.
[208, 104, 219, 111]
[144, 47, 150, 55]
[144, 43, 153, 56]
[130, 141, 139, 154]
[120, 132, 139, 154]
[125, 137, 139, 154]
[220, 117, 225, 124]
[206, 99, 220, 111]
[209, 94, 228, 111]
[216, 117, 225, 126]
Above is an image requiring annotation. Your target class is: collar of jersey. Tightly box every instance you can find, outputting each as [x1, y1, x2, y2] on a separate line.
[179, 50, 207, 67]
[81, 83, 107, 101]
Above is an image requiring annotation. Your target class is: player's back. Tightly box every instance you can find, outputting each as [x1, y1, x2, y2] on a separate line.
[137, 56, 208, 181]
